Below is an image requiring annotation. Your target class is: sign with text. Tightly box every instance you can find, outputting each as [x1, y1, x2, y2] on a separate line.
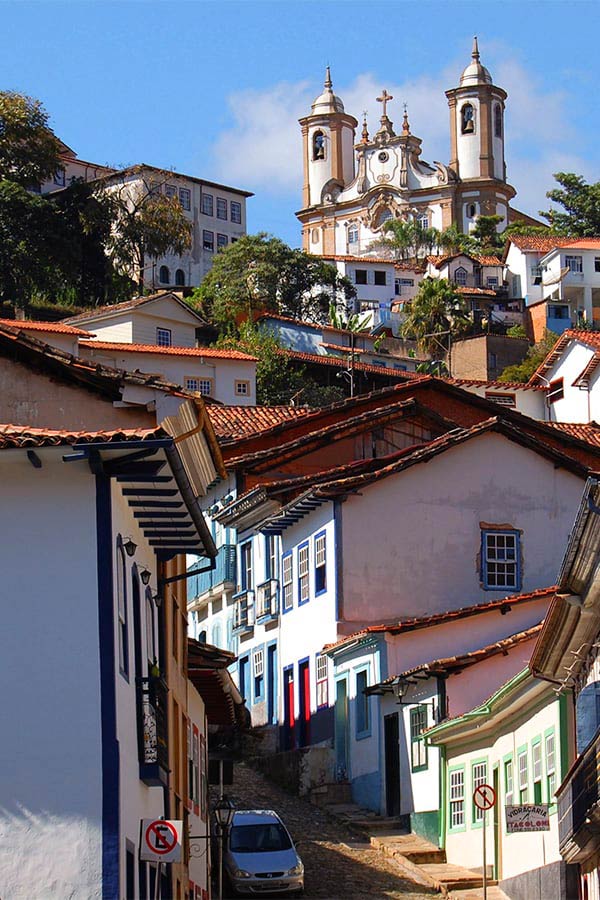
[140, 819, 183, 862]
[505, 804, 550, 833]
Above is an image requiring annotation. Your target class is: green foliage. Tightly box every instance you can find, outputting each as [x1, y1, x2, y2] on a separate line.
[506, 324, 528, 339]
[498, 330, 558, 383]
[469, 215, 505, 253]
[504, 221, 553, 238]
[191, 233, 355, 334]
[328, 301, 370, 333]
[0, 91, 62, 187]
[400, 278, 470, 358]
[540, 173, 600, 236]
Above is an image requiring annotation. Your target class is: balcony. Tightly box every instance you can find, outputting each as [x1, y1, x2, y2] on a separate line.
[233, 589, 255, 635]
[557, 726, 600, 863]
[137, 675, 169, 786]
[189, 544, 236, 601]
[256, 579, 280, 623]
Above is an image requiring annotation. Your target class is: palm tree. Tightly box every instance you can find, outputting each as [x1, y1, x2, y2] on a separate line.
[400, 277, 470, 360]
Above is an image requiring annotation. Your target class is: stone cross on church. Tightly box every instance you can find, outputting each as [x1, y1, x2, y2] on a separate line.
[376, 89, 393, 117]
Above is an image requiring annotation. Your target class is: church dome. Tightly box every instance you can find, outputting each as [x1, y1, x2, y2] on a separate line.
[459, 37, 493, 87]
[311, 67, 345, 114]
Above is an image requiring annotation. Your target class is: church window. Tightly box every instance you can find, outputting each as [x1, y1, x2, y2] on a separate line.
[461, 103, 475, 134]
[467, 204, 477, 219]
[311, 228, 320, 244]
[494, 104, 503, 138]
[377, 208, 393, 228]
[201, 193, 213, 216]
[231, 201, 242, 224]
[355, 269, 368, 285]
[416, 213, 429, 230]
[348, 225, 359, 244]
[159, 265, 170, 284]
[378, 151, 389, 163]
[374, 271, 387, 286]
[454, 267, 468, 286]
[313, 131, 326, 160]
[175, 268, 185, 286]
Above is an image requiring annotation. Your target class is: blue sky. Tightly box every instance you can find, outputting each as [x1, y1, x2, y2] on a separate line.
[3, 0, 599, 245]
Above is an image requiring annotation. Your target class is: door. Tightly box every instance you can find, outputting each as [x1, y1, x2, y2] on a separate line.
[267, 644, 277, 725]
[283, 666, 295, 750]
[298, 659, 310, 747]
[384, 713, 401, 816]
[334, 677, 349, 779]
[493, 765, 500, 879]
[239, 655, 249, 704]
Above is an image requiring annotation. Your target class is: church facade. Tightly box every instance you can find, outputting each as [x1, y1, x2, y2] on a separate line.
[297, 39, 517, 257]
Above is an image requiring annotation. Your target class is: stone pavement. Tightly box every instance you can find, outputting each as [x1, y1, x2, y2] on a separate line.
[218, 761, 437, 899]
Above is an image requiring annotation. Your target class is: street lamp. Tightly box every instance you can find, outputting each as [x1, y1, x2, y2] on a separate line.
[214, 795, 235, 900]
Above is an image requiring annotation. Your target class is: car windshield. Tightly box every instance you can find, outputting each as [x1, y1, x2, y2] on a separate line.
[229, 823, 292, 853]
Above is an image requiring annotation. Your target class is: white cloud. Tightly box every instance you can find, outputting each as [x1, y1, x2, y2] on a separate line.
[209, 56, 589, 221]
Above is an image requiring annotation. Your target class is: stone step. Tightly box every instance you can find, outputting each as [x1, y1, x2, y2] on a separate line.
[309, 783, 353, 806]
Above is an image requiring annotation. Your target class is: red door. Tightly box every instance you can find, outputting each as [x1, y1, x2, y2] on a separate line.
[299, 660, 310, 747]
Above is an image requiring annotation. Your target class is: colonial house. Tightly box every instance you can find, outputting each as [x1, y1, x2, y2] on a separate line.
[425, 253, 505, 294]
[528, 329, 600, 423]
[427, 669, 574, 900]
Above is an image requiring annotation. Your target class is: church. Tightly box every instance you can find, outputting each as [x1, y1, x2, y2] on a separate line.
[297, 38, 521, 257]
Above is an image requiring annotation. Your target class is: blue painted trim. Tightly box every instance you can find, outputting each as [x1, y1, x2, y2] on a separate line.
[97, 474, 120, 900]
[315, 651, 329, 709]
[116, 535, 130, 682]
[240, 540, 252, 591]
[282, 551, 293, 614]
[314, 530, 327, 597]
[354, 665, 372, 740]
[253, 643, 265, 704]
[297, 541, 310, 606]
[481, 528, 522, 592]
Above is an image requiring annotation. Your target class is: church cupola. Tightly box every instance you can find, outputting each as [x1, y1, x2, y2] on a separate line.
[446, 37, 507, 185]
[299, 68, 358, 210]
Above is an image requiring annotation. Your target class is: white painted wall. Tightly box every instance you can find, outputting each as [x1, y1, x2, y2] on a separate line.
[542, 341, 595, 423]
[456, 384, 547, 420]
[456, 97, 481, 180]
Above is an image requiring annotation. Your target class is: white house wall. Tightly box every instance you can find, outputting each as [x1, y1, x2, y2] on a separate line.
[454, 383, 547, 420]
[0, 448, 103, 899]
[340, 432, 584, 621]
[542, 342, 595, 423]
[79, 315, 134, 344]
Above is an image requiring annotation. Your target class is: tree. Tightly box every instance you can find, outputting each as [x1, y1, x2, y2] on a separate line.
[540, 173, 600, 236]
[0, 91, 62, 187]
[469, 214, 505, 253]
[400, 277, 470, 359]
[104, 169, 193, 294]
[369, 219, 443, 260]
[498, 330, 558, 383]
[192, 234, 355, 333]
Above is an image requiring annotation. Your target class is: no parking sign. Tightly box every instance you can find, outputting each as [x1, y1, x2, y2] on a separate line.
[140, 819, 183, 863]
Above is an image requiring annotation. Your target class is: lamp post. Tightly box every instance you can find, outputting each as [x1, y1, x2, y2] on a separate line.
[214, 795, 235, 900]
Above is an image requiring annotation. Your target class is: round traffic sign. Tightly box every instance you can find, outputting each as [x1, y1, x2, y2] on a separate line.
[145, 820, 178, 856]
[473, 784, 496, 811]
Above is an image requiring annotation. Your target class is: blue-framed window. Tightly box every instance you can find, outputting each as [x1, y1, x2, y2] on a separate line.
[314, 531, 327, 595]
[265, 534, 278, 580]
[282, 552, 293, 612]
[253, 646, 265, 702]
[481, 528, 521, 591]
[116, 535, 129, 679]
[240, 541, 253, 591]
[355, 668, 370, 738]
[298, 542, 309, 605]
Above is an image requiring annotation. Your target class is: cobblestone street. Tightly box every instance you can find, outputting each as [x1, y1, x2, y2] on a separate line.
[218, 761, 436, 899]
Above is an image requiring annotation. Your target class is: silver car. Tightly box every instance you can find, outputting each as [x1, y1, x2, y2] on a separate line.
[223, 809, 304, 896]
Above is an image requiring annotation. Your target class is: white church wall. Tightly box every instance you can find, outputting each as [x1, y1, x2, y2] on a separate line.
[456, 97, 481, 180]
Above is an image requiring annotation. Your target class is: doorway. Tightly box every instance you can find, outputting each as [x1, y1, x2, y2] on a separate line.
[238, 655, 249, 704]
[298, 659, 310, 747]
[283, 665, 295, 750]
[334, 676, 349, 778]
[267, 644, 277, 725]
[384, 713, 401, 816]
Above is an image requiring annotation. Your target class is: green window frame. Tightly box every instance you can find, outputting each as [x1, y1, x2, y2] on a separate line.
[532, 738, 543, 804]
[471, 758, 488, 826]
[504, 755, 514, 807]
[449, 766, 466, 831]
[410, 705, 428, 772]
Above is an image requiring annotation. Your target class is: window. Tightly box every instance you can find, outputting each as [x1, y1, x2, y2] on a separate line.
[461, 103, 475, 134]
[175, 268, 185, 286]
[316, 654, 328, 707]
[314, 531, 326, 594]
[235, 380, 250, 396]
[449, 769, 465, 829]
[179, 187, 191, 211]
[548, 377, 564, 403]
[54, 169, 66, 187]
[566, 255, 583, 273]
[374, 270, 387, 286]
[159, 265, 170, 284]
[395, 278, 402, 296]
[165, 183, 177, 199]
[217, 233, 228, 249]
[467, 203, 477, 219]
[298, 542, 309, 604]
[184, 376, 213, 395]
[518, 749, 528, 802]
[156, 327, 172, 347]
[201, 193, 213, 216]
[355, 269, 368, 285]
[454, 267, 468, 286]
[254, 647, 264, 701]
[231, 201, 242, 224]
[472, 761, 487, 823]
[505, 758, 514, 807]
[348, 225, 359, 244]
[486, 277, 499, 287]
[145, 588, 155, 666]
[240, 541, 253, 591]
[216, 198, 227, 220]
[481, 529, 520, 591]
[203, 230, 214, 252]
[416, 213, 429, 230]
[530, 265, 542, 282]
[595, 257, 600, 274]
[533, 741, 542, 803]
[266, 534, 278, 580]
[116, 537, 129, 677]
[355, 669, 370, 736]
[282, 552, 293, 611]
[485, 392, 516, 408]
[410, 706, 428, 771]
[546, 732, 557, 801]
[313, 131, 325, 160]
[212, 621, 222, 647]
[494, 103, 503, 138]
[233, 594, 251, 629]
[548, 305, 569, 320]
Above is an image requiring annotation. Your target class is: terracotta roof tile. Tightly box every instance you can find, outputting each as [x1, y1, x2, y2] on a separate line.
[279, 347, 423, 379]
[81, 340, 257, 361]
[63, 291, 207, 324]
[507, 235, 566, 253]
[427, 253, 503, 267]
[545, 422, 600, 448]
[324, 586, 555, 652]
[528, 329, 600, 384]
[207, 405, 313, 439]
[447, 377, 545, 391]
[0, 319, 93, 337]
[0, 423, 164, 449]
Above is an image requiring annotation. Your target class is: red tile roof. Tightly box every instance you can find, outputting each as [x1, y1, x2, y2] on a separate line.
[0, 423, 163, 449]
[448, 377, 545, 391]
[81, 341, 257, 361]
[63, 291, 207, 324]
[427, 253, 503, 268]
[0, 319, 93, 337]
[507, 235, 566, 253]
[325, 586, 556, 652]
[279, 348, 423, 379]
[320, 254, 425, 272]
[207, 405, 313, 439]
[545, 422, 600, 447]
[528, 329, 600, 385]
[455, 285, 497, 297]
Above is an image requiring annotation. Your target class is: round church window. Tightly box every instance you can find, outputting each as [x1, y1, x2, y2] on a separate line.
[378, 151, 389, 162]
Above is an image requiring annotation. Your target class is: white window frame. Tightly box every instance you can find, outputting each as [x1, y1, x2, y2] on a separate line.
[505, 758, 514, 807]
[546, 732, 557, 800]
[450, 769, 465, 829]
[482, 529, 519, 591]
[156, 327, 172, 348]
[298, 543, 309, 603]
[203, 230, 214, 252]
[282, 553, 293, 611]
[254, 647, 264, 679]
[184, 376, 213, 396]
[235, 380, 250, 396]
[316, 654, 328, 707]
[201, 193, 213, 216]
[565, 255, 583, 273]
[216, 198, 227, 220]
[472, 761, 487, 823]
[348, 225, 359, 244]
